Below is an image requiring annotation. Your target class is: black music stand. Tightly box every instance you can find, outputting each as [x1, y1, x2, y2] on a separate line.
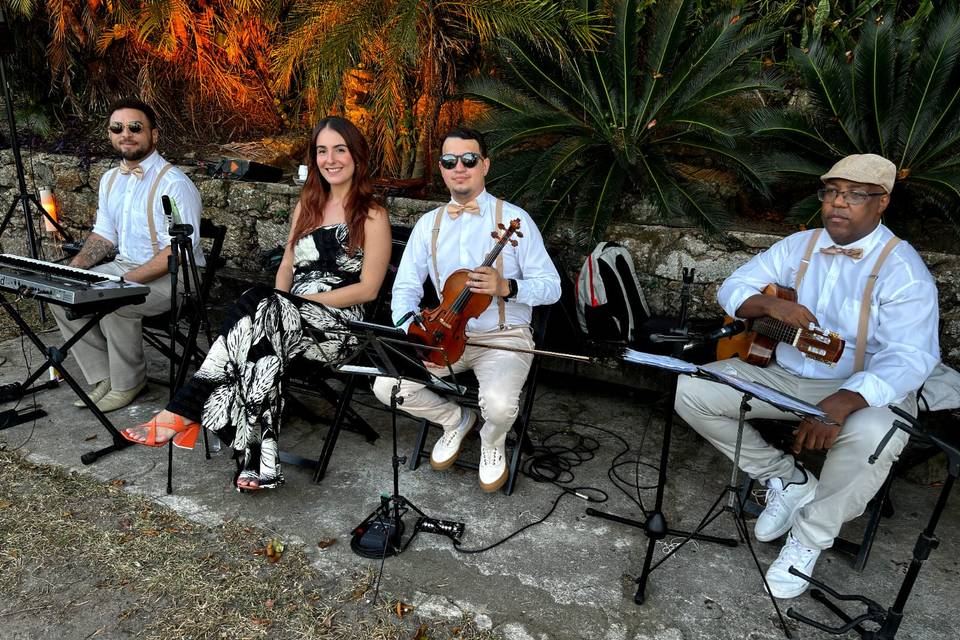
[0, 290, 147, 464]
[784, 406, 959, 639]
[587, 268, 738, 607]
[594, 352, 832, 638]
[337, 319, 467, 559]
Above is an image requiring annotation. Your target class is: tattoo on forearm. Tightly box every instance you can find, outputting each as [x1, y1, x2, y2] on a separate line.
[72, 236, 117, 269]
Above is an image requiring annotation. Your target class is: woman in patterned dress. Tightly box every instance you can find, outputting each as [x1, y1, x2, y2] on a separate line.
[121, 116, 391, 490]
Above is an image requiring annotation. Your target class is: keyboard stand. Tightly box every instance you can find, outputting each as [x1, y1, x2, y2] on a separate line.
[0, 291, 147, 464]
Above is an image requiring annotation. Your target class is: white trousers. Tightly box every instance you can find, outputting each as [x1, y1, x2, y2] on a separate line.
[373, 326, 534, 448]
[674, 358, 912, 550]
[51, 258, 173, 392]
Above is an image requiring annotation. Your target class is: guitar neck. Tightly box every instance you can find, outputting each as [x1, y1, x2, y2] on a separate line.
[752, 317, 801, 347]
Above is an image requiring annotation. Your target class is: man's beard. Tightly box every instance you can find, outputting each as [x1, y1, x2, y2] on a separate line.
[120, 146, 152, 162]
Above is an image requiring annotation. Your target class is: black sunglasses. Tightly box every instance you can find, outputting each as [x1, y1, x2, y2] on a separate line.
[439, 152, 482, 170]
[108, 121, 145, 134]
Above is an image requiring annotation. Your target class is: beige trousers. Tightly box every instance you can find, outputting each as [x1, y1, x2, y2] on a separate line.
[51, 257, 173, 392]
[674, 358, 913, 550]
[373, 326, 534, 448]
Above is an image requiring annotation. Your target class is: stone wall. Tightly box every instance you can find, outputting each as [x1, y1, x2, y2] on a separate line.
[3, 149, 957, 364]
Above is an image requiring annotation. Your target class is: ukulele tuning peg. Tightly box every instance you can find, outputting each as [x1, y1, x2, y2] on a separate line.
[510, 239, 518, 247]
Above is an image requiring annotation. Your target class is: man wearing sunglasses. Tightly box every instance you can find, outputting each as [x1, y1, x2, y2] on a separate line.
[674, 153, 939, 599]
[51, 97, 203, 413]
[374, 127, 561, 492]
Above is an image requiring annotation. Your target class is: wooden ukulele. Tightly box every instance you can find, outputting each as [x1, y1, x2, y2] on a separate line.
[715, 283, 845, 366]
[408, 219, 523, 367]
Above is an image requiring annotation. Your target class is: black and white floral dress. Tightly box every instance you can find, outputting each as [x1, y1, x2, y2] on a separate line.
[167, 224, 363, 488]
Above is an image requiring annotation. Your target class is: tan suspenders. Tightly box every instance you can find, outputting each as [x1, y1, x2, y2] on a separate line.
[104, 162, 173, 257]
[430, 198, 507, 329]
[794, 229, 900, 372]
[854, 237, 900, 371]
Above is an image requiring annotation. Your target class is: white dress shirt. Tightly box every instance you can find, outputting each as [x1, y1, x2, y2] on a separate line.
[718, 223, 940, 407]
[93, 150, 205, 266]
[392, 190, 561, 333]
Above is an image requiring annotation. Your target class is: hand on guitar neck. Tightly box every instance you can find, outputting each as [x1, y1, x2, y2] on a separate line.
[738, 291, 818, 329]
[716, 283, 845, 367]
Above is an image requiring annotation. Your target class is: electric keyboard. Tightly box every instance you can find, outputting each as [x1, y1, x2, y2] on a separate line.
[0, 254, 150, 307]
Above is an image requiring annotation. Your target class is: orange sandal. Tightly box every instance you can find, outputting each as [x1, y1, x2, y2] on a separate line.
[122, 414, 201, 449]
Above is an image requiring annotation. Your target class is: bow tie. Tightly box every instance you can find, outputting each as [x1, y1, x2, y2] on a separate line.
[446, 200, 480, 219]
[820, 245, 863, 259]
[119, 163, 144, 180]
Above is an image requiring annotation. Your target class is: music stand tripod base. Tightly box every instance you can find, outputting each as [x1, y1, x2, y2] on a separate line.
[337, 320, 466, 560]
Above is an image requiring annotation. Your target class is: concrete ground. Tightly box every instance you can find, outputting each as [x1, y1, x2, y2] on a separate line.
[0, 329, 957, 640]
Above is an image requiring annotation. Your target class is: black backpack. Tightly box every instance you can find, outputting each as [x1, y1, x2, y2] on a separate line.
[576, 242, 650, 343]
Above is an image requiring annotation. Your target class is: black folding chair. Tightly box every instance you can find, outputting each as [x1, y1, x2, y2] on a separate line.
[279, 224, 416, 482]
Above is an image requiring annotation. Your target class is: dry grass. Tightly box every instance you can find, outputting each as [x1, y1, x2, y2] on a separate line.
[0, 449, 499, 639]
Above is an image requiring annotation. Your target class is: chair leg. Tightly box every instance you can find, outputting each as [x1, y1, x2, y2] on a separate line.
[313, 376, 358, 483]
[739, 477, 763, 517]
[409, 419, 431, 470]
[505, 422, 525, 495]
[853, 471, 895, 571]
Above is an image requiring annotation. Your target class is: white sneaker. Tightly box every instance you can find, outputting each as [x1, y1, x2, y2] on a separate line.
[755, 468, 818, 542]
[430, 408, 477, 470]
[478, 443, 508, 492]
[765, 533, 821, 599]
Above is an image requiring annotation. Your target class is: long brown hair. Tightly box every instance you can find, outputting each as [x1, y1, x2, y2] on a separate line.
[290, 116, 381, 254]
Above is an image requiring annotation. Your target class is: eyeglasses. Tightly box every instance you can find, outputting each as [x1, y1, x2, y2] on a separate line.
[439, 152, 482, 170]
[108, 121, 145, 135]
[817, 187, 886, 206]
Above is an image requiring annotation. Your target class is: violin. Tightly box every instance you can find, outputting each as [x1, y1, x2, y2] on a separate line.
[408, 219, 523, 367]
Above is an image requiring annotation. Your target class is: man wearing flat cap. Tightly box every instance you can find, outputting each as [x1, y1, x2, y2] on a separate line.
[675, 153, 940, 598]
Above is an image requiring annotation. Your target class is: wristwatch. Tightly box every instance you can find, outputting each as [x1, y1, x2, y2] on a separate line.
[505, 278, 518, 300]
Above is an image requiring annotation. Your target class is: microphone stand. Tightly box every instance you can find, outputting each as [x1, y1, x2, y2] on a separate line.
[162, 213, 213, 493]
[586, 267, 738, 604]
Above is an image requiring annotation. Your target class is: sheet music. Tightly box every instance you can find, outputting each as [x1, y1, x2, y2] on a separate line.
[705, 370, 827, 419]
[622, 349, 699, 374]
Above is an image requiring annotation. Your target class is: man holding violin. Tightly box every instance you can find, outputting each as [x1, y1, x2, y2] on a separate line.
[373, 127, 560, 492]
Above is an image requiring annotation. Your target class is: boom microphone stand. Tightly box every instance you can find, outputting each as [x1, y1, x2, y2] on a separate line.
[587, 267, 738, 604]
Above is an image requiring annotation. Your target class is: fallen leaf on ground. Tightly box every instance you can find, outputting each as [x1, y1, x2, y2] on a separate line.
[0, 499, 12, 508]
[84, 434, 97, 441]
[110, 479, 125, 487]
[266, 539, 284, 562]
[394, 601, 415, 619]
[317, 537, 336, 549]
